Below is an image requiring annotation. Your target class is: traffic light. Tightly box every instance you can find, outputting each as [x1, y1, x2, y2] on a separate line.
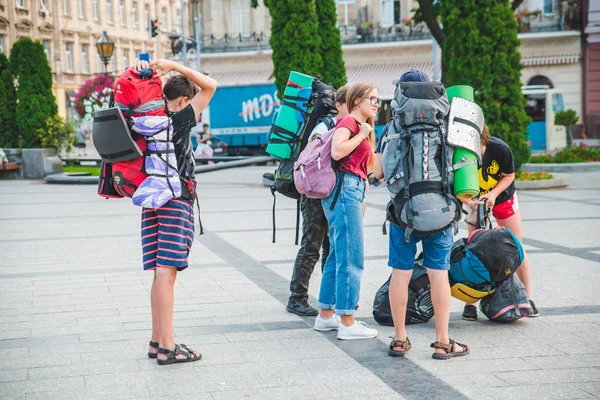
[151, 19, 158, 38]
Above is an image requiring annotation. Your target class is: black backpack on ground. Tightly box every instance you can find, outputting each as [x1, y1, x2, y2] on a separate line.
[373, 253, 433, 326]
[271, 78, 337, 243]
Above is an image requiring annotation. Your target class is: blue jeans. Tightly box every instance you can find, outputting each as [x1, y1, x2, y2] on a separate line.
[318, 173, 365, 316]
[388, 223, 453, 270]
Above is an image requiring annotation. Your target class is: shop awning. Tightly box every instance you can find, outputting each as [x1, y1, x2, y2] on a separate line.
[345, 62, 434, 99]
[208, 62, 435, 98]
[205, 69, 273, 87]
[207, 54, 580, 95]
[521, 54, 581, 66]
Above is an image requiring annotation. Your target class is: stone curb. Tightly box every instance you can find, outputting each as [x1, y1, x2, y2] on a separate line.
[44, 173, 98, 185]
[521, 162, 600, 173]
[515, 173, 570, 190]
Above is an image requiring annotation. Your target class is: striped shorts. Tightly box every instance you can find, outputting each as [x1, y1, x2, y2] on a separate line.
[141, 198, 195, 271]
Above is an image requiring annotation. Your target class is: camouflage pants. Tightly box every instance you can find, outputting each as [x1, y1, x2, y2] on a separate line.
[289, 195, 330, 300]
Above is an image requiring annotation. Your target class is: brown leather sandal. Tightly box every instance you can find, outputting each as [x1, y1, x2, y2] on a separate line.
[388, 336, 411, 357]
[430, 339, 469, 360]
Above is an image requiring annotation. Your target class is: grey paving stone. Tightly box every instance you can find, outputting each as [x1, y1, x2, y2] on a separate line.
[171, 317, 218, 328]
[0, 314, 32, 324]
[411, 356, 539, 376]
[459, 383, 596, 400]
[456, 344, 569, 360]
[213, 314, 301, 325]
[575, 382, 600, 397]
[224, 328, 319, 343]
[142, 368, 207, 396]
[524, 354, 600, 369]
[441, 373, 510, 392]
[132, 395, 214, 400]
[30, 323, 124, 337]
[0, 376, 85, 397]
[84, 371, 150, 398]
[77, 313, 151, 326]
[0, 329, 31, 340]
[79, 330, 151, 343]
[209, 384, 336, 400]
[28, 340, 133, 357]
[0, 318, 77, 332]
[28, 359, 140, 380]
[2, 305, 75, 316]
[0, 350, 82, 370]
[279, 337, 345, 351]
[301, 356, 364, 372]
[0, 368, 27, 383]
[0, 334, 80, 350]
[241, 346, 347, 363]
[494, 367, 600, 385]
[73, 303, 121, 312]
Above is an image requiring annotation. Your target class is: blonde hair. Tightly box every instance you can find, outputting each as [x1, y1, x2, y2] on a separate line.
[346, 82, 377, 171]
[482, 124, 490, 146]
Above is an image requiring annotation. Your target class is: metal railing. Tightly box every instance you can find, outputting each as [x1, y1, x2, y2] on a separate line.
[192, 10, 580, 55]
[198, 24, 433, 54]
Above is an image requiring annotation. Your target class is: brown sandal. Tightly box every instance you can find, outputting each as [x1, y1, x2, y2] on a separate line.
[430, 339, 469, 360]
[388, 336, 411, 357]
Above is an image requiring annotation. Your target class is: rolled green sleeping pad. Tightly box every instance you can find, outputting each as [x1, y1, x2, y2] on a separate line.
[266, 71, 314, 160]
[446, 85, 474, 102]
[447, 85, 479, 200]
[453, 148, 480, 201]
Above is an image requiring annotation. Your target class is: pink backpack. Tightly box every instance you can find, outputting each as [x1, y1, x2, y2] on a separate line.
[294, 128, 354, 212]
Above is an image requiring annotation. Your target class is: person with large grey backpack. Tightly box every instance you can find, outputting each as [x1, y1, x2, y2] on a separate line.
[286, 85, 350, 316]
[373, 70, 469, 359]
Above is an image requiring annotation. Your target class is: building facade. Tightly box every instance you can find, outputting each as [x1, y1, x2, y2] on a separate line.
[0, 0, 192, 119]
[584, 0, 600, 137]
[192, 0, 583, 127]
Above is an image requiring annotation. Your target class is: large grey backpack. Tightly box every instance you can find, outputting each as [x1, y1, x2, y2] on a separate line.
[381, 82, 461, 241]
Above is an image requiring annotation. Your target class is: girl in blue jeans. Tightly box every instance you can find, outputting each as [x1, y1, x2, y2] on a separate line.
[314, 82, 379, 340]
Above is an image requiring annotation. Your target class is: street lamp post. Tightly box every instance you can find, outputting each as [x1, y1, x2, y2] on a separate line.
[96, 31, 115, 74]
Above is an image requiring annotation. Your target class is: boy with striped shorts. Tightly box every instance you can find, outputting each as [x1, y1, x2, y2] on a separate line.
[136, 58, 217, 365]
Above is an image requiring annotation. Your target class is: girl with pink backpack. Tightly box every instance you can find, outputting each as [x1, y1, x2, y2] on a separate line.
[308, 82, 380, 340]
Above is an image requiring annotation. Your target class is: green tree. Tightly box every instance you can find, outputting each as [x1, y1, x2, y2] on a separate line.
[10, 38, 58, 148]
[315, 0, 347, 88]
[441, 0, 530, 170]
[37, 115, 77, 154]
[254, 0, 323, 98]
[0, 53, 17, 148]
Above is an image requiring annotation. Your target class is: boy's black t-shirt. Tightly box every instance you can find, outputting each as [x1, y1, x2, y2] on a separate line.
[171, 104, 197, 182]
[479, 137, 516, 205]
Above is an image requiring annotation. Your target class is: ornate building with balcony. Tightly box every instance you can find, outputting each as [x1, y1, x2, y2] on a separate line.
[0, 0, 191, 119]
[584, 0, 600, 137]
[190, 0, 583, 122]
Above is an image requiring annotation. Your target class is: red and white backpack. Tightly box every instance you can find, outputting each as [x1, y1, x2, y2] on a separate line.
[97, 68, 167, 198]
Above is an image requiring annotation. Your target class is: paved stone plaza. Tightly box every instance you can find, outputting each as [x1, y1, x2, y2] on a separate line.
[1, 167, 599, 400]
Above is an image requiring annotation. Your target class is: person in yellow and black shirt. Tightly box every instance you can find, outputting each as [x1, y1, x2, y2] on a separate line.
[461, 125, 538, 321]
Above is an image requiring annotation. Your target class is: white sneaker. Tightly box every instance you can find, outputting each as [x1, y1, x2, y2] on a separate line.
[314, 315, 340, 331]
[337, 321, 378, 340]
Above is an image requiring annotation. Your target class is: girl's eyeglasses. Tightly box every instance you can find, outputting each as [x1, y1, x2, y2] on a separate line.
[365, 96, 382, 107]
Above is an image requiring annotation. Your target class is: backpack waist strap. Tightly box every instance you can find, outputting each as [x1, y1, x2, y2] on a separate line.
[408, 181, 444, 197]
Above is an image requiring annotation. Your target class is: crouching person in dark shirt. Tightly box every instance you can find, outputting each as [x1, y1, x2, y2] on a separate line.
[460, 124, 538, 321]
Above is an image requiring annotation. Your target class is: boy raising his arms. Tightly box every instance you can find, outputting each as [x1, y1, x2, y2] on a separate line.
[137, 59, 217, 364]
